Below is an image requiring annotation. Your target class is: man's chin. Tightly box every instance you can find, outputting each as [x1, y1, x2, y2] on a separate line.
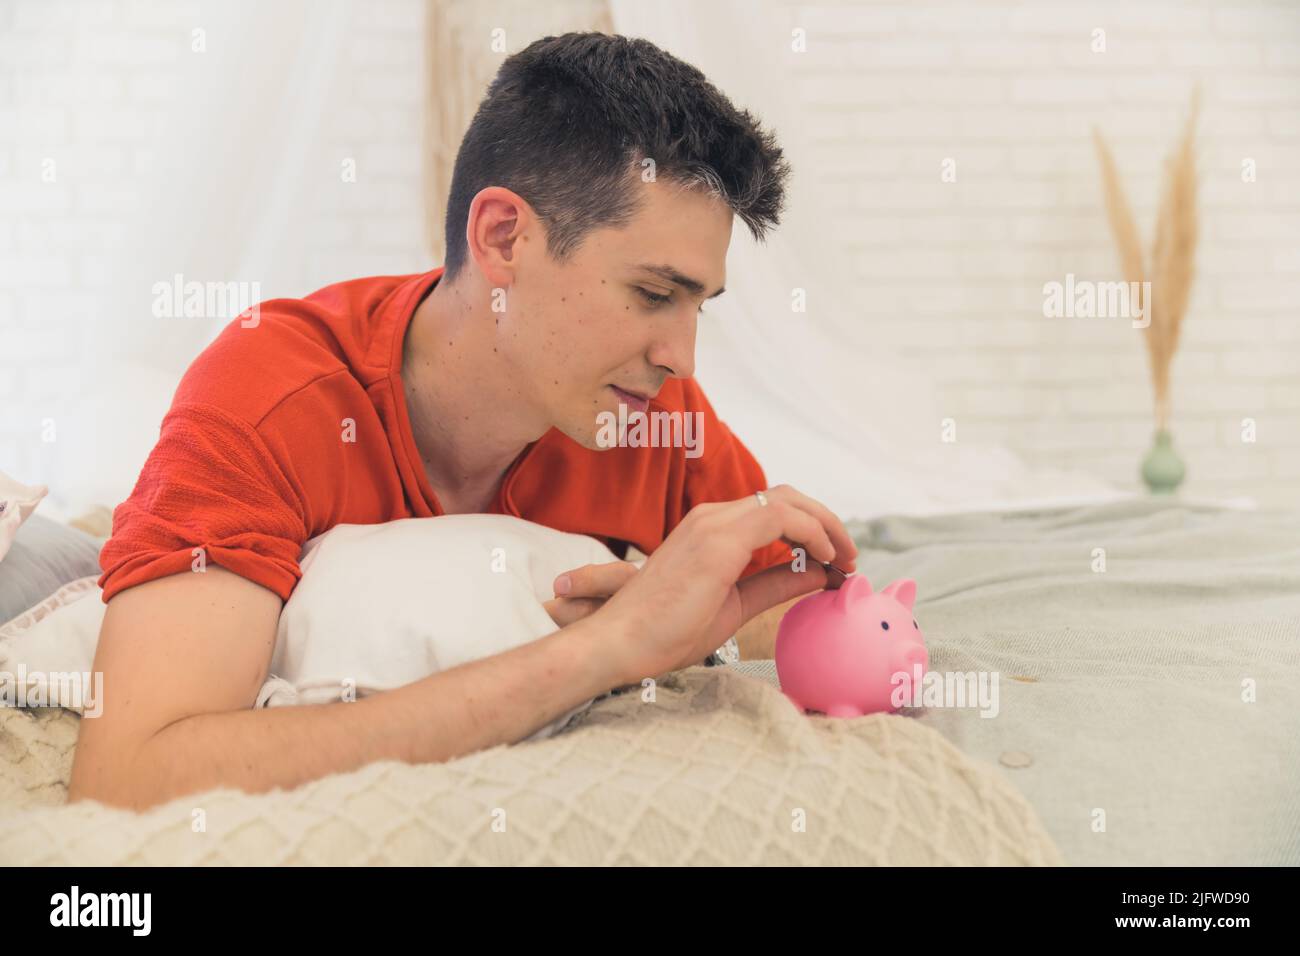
[556, 408, 628, 452]
[553, 419, 609, 452]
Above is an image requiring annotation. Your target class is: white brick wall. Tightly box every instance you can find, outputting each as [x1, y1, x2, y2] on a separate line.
[2, 0, 1297, 512]
[1, 0, 430, 501]
[787, 0, 1300, 508]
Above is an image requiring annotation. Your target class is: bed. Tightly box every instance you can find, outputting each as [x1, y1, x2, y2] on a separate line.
[1, 496, 1295, 865]
[835, 495, 1300, 865]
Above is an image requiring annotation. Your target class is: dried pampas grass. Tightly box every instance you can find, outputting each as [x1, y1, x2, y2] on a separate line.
[1093, 89, 1200, 431]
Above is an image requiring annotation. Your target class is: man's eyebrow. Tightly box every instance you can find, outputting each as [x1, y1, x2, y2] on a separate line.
[634, 263, 726, 299]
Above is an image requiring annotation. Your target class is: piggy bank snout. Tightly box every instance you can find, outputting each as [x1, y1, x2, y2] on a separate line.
[897, 643, 928, 671]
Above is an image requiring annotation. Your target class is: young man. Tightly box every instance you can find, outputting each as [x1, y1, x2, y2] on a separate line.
[69, 32, 857, 811]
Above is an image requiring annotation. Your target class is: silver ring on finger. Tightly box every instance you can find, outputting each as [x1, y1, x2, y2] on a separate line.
[754, 490, 768, 507]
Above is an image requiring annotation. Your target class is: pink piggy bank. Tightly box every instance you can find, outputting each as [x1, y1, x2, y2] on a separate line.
[775, 575, 928, 718]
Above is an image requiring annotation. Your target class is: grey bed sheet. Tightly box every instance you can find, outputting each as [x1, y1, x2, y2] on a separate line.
[730, 496, 1300, 866]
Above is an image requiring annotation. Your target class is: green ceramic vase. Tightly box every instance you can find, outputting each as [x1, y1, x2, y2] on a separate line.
[1141, 427, 1186, 494]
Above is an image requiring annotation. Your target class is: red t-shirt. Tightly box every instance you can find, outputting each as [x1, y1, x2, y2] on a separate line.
[98, 267, 790, 603]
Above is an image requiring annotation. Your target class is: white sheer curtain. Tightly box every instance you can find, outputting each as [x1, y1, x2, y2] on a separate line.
[609, 0, 1123, 519]
[43, 0, 354, 519]
[93, 0, 353, 370]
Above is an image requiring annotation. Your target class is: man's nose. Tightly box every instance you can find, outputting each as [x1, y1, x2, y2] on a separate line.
[647, 310, 697, 381]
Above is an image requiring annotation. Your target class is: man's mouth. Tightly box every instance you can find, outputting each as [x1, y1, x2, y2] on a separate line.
[608, 385, 652, 413]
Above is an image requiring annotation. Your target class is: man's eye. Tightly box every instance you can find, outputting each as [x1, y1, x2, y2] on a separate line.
[636, 287, 671, 306]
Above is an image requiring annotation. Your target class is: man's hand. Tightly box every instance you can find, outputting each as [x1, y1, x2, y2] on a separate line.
[544, 557, 790, 667]
[543, 560, 640, 628]
[592, 484, 858, 684]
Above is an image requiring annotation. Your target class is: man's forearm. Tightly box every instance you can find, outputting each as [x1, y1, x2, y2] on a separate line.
[77, 615, 624, 812]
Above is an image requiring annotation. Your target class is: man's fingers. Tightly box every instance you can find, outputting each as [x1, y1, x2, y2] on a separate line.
[553, 560, 639, 599]
[714, 486, 858, 572]
[720, 497, 835, 566]
[542, 596, 605, 628]
[767, 486, 858, 571]
[772, 503, 837, 565]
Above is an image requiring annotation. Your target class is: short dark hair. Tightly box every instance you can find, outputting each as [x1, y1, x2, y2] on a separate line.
[442, 32, 791, 282]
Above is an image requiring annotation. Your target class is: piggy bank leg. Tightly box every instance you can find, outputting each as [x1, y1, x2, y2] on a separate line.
[824, 703, 865, 719]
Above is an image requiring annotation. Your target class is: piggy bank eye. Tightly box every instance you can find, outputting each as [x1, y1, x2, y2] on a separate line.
[881, 621, 889, 631]
[913, 619, 918, 629]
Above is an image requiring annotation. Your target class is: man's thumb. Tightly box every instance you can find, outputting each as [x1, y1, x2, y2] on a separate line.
[734, 562, 829, 626]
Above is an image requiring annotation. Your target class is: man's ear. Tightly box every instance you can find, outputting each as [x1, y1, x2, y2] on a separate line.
[465, 186, 532, 290]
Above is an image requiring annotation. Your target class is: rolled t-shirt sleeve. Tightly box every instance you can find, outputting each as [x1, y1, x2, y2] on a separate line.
[680, 381, 791, 580]
[97, 402, 308, 603]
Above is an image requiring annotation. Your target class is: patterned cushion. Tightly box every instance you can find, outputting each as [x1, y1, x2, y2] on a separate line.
[0, 516, 103, 627]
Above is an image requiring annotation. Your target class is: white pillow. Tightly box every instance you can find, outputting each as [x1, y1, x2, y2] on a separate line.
[0, 515, 626, 741]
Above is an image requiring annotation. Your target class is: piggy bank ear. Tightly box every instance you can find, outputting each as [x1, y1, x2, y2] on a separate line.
[882, 579, 917, 610]
[835, 574, 873, 609]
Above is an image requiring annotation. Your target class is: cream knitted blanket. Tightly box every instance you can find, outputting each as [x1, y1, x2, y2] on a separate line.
[0, 665, 1061, 865]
